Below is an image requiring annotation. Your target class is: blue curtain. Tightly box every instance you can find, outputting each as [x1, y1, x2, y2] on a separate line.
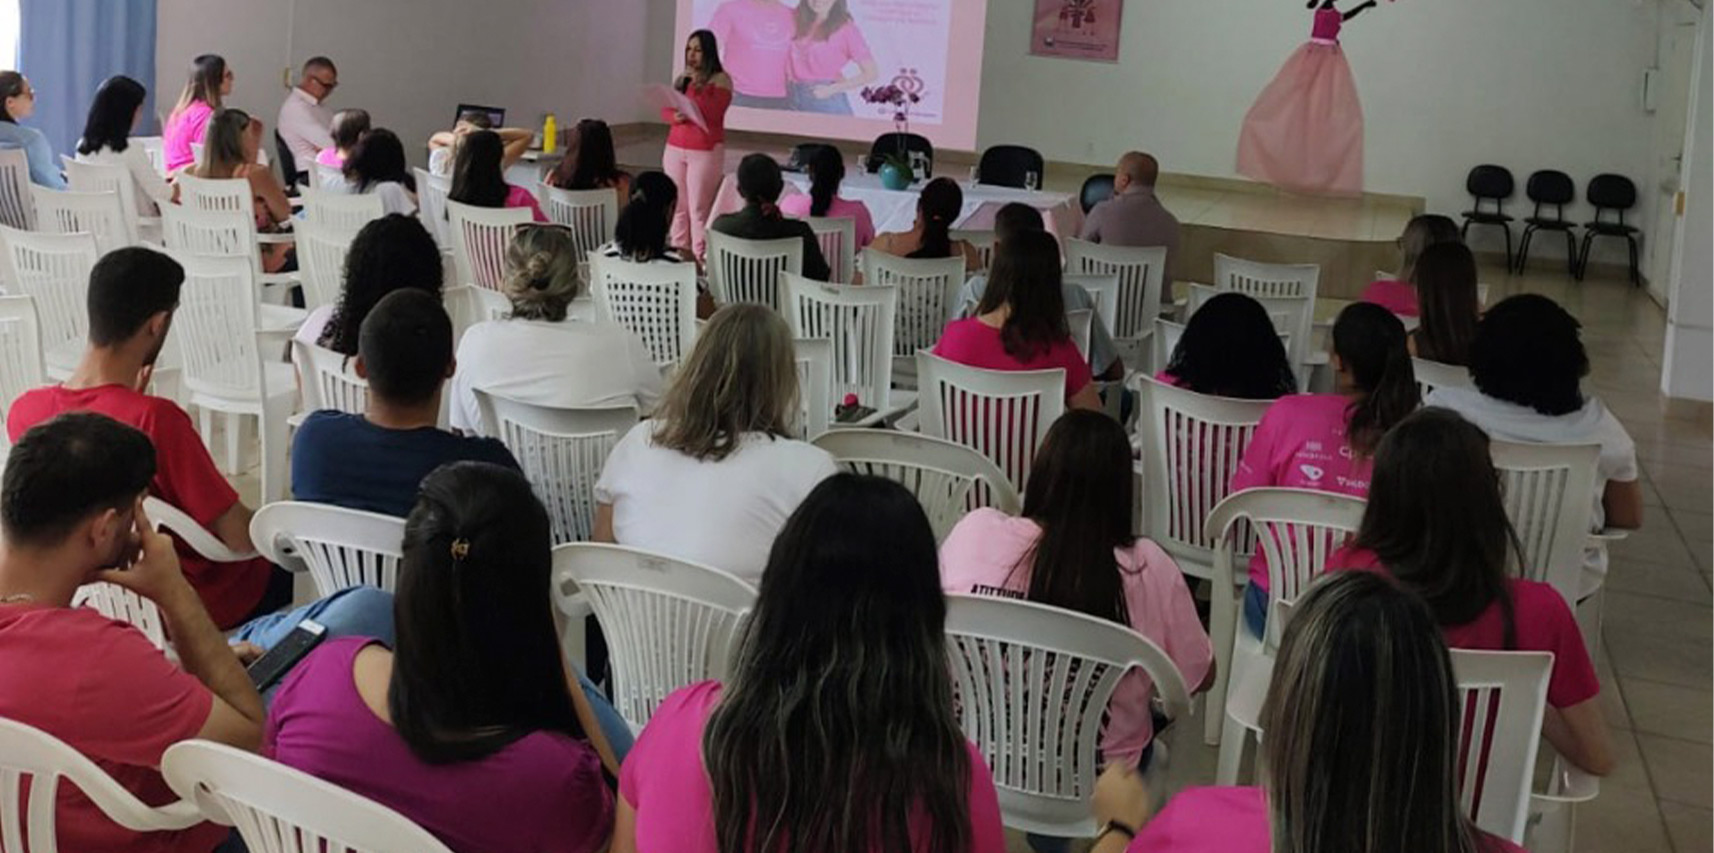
[18, 0, 157, 159]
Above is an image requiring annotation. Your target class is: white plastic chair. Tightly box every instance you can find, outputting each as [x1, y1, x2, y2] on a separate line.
[31, 186, 135, 254]
[862, 249, 964, 385]
[291, 339, 369, 417]
[446, 200, 530, 292]
[251, 501, 407, 596]
[413, 167, 452, 247]
[473, 390, 637, 545]
[794, 336, 833, 440]
[1490, 440, 1602, 610]
[916, 351, 1064, 495]
[1413, 356, 1474, 398]
[813, 428, 1021, 541]
[1187, 281, 1312, 386]
[174, 173, 250, 215]
[162, 740, 458, 853]
[806, 215, 857, 283]
[135, 136, 166, 176]
[540, 185, 618, 259]
[188, 141, 205, 170]
[0, 717, 203, 850]
[551, 542, 757, 732]
[0, 148, 37, 229]
[0, 295, 44, 449]
[292, 219, 360, 312]
[943, 594, 1192, 838]
[300, 189, 385, 231]
[706, 231, 802, 310]
[588, 253, 698, 369]
[65, 156, 159, 239]
[0, 226, 98, 379]
[1068, 309, 1092, 360]
[1213, 254, 1319, 367]
[160, 204, 304, 307]
[1152, 317, 1185, 376]
[1451, 649, 1554, 844]
[781, 274, 901, 420]
[1064, 239, 1167, 348]
[949, 229, 995, 272]
[1063, 273, 1121, 333]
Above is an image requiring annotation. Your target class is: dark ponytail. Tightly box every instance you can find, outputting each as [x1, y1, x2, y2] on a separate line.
[613, 171, 679, 262]
[806, 144, 843, 218]
[907, 177, 961, 260]
[1332, 302, 1419, 457]
[1015, 411, 1136, 627]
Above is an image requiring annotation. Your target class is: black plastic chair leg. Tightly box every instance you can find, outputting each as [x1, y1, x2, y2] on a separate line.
[1628, 236, 1641, 287]
[1502, 224, 1514, 271]
[1564, 230, 1577, 277]
[1575, 232, 1594, 281]
[1516, 227, 1535, 273]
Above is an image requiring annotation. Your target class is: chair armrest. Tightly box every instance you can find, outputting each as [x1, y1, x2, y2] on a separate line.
[1589, 528, 1630, 545]
[1533, 757, 1601, 806]
[145, 498, 259, 563]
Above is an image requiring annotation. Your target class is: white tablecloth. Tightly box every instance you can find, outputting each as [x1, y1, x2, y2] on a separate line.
[712, 171, 1084, 240]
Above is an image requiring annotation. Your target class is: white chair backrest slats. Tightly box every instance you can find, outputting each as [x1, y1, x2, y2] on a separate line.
[1451, 650, 1553, 844]
[551, 542, 757, 731]
[474, 391, 638, 545]
[1214, 253, 1321, 300]
[794, 337, 833, 440]
[64, 157, 144, 222]
[0, 295, 44, 445]
[72, 581, 170, 651]
[160, 204, 254, 259]
[0, 718, 202, 851]
[293, 219, 360, 312]
[0, 227, 98, 367]
[1413, 357, 1474, 398]
[135, 136, 166, 176]
[706, 231, 802, 311]
[1068, 309, 1092, 360]
[31, 186, 134, 253]
[805, 216, 857, 283]
[301, 190, 385, 231]
[782, 274, 897, 412]
[813, 429, 1021, 541]
[251, 502, 407, 597]
[1187, 282, 1310, 370]
[541, 186, 618, 259]
[1064, 239, 1166, 340]
[0, 148, 36, 229]
[916, 352, 1064, 495]
[175, 173, 250, 215]
[862, 250, 964, 362]
[1490, 440, 1602, 608]
[1063, 273, 1121, 333]
[447, 200, 532, 292]
[588, 253, 699, 369]
[1207, 488, 1366, 646]
[172, 252, 264, 400]
[292, 339, 369, 417]
[413, 167, 452, 247]
[948, 229, 995, 272]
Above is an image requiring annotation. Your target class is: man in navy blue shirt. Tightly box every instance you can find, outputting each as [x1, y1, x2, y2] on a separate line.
[290, 290, 518, 517]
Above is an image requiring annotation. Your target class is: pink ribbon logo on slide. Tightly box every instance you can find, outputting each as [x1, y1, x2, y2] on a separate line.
[892, 68, 926, 99]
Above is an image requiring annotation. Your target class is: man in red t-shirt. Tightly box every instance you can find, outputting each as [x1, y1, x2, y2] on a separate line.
[6, 248, 284, 629]
[0, 412, 266, 852]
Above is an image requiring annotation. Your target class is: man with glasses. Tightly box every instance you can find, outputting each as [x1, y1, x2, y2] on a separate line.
[277, 56, 339, 183]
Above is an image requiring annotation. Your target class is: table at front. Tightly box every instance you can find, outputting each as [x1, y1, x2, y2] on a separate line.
[710, 171, 1085, 242]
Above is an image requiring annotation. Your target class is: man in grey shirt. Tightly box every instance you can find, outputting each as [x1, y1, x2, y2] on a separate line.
[1079, 151, 1181, 286]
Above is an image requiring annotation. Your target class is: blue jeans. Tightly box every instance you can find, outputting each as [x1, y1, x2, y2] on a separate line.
[731, 91, 789, 110]
[1243, 581, 1268, 639]
[788, 81, 853, 115]
[1025, 732, 1161, 852]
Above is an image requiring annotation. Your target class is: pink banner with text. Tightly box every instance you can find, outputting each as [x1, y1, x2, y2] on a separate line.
[1030, 0, 1124, 63]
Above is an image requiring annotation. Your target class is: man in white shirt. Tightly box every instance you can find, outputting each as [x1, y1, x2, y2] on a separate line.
[276, 56, 338, 183]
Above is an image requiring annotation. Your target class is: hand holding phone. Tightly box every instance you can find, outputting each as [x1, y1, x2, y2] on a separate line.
[246, 620, 327, 690]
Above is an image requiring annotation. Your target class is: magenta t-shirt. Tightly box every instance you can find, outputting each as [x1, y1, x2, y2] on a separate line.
[778, 192, 877, 248]
[933, 317, 1093, 401]
[1360, 278, 1419, 317]
[1229, 394, 1373, 593]
[505, 184, 550, 222]
[709, 0, 795, 98]
[788, 20, 873, 83]
[620, 681, 1008, 853]
[315, 147, 344, 167]
[266, 637, 614, 853]
[163, 100, 213, 172]
[1128, 786, 1526, 853]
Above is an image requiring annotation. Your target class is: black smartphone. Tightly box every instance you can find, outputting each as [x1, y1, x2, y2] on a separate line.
[246, 619, 327, 690]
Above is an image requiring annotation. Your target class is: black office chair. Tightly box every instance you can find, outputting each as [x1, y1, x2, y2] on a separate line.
[786, 142, 833, 173]
[274, 130, 303, 192]
[1080, 173, 1116, 214]
[1460, 165, 1515, 270]
[1577, 173, 1641, 286]
[975, 144, 1045, 189]
[1515, 170, 1577, 276]
[867, 132, 934, 177]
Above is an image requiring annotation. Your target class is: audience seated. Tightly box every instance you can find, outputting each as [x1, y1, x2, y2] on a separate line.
[940, 411, 1213, 771]
[292, 290, 519, 518]
[276, 56, 339, 180]
[450, 224, 663, 432]
[1410, 242, 1481, 365]
[1330, 407, 1615, 775]
[267, 461, 624, 853]
[1230, 302, 1419, 638]
[0, 70, 66, 189]
[1426, 294, 1643, 581]
[1160, 292, 1297, 399]
[594, 305, 836, 582]
[75, 74, 174, 216]
[616, 474, 1005, 852]
[299, 213, 444, 354]
[546, 117, 633, 202]
[709, 153, 831, 282]
[933, 229, 1103, 410]
[1077, 151, 1179, 282]
[1359, 213, 1462, 318]
[162, 54, 230, 173]
[427, 110, 531, 178]
[1091, 571, 1527, 853]
[183, 108, 295, 272]
[332, 127, 418, 216]
[448, 128, 546, 221]
[316, 106, 370, 174]
[871, 176, 982, 272]
[778, 143, 876, 249]
[597, 171, 690, 264]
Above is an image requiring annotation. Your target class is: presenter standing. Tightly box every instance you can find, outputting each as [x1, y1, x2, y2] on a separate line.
[787, 0, 878, 115]
[662, 30, 732, 260]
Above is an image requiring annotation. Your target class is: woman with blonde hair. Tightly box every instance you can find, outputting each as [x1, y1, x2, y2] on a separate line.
[180, 108, 295, 272]
[163, 53, 231, 172]
[1359, 213, 1463, 317]
[594, 304, 837, 582]
[449, 223, 662, 433]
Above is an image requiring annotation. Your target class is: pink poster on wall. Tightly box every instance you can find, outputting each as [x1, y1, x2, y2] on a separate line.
[1030, 0, 1124, 62]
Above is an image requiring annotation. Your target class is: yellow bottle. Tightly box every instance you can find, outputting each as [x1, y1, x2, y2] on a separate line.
[543, 113, 557, 153]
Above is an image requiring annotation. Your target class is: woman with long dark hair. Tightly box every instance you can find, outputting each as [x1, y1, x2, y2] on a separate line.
[1410, 242, 1480, 365]
[933, 229, 1102, 409]
[873, 176, 982, 271]
[1162, 292, 1297, 399]
[547, 118, 632, 202]
[1230, 301, 1419, 637]
[662, 29, 733, 259]
[599, 171, 689, 264]
[786, 0, 880, 114]
[337, 128, 417, 216]
[1359, 213, 1462, 317]
[302, 214, 444, 355]
[616, 474, 1006, 852]
[75, 75, 172, 214]
[449, 128, 547, 221]
[0, 71, 63, 188]
[778, 143, 875, 248]
[708, 153, 831, 281]
[1328, 407, 1614, 775]
[164, 54, 231, 172]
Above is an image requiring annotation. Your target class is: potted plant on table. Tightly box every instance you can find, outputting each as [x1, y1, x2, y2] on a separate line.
[860, 81, 923, 191]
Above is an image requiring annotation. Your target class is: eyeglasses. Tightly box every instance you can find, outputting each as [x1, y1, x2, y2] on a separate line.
[311, 75, 338, 91]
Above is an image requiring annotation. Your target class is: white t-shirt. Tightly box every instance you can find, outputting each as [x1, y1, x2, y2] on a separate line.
[450, 317, 664, 432]
[327, 177, 418, 217]
[76, 144, 172, 217]
[428, 147, 453, 178]
[594, 423, 838, 582]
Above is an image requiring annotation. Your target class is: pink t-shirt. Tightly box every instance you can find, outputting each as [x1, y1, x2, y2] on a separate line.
[266, 637, 613, 853]
[709, 0, 795, 98]
[620, 681, 1007, 853]
[788, 20, 873, 83]
[1361, 278, 1419, 317]
[778, 192, 876, 247]
[1128, 786, 1526, 853]
[315, 147, 344, 168]
[1329, 547, 1601, 709]
[162, 100, 213, 172]
[506, 184, 550, 222]
[1228, 394, 1372, 593]
[933, 317, 1094, 401]
[939, 509, 1213, 765]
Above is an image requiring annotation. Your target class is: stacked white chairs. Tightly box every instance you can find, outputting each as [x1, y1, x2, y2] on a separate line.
[588, 254, 698, 370]
[541, 185, 618, 259]
[0, 295, 43, 450]
[64, 156, 160, 240]
[916, 352, 1063, 495]
[862, 250, 964, 386]
[551, 542, 757, 732]
[474, 390, 638, 545]
[706, 231, 802, 310]
[948, 228, 995, 271]
[300, 189, 385, 231]
[0, 226, 99, 379]
[292, 219, 359, 312]
[1490, 440, 1602, 610]
[1064, 239, 1167, 358]
[943, 594, 1191, 837]
[794, 336, 833, 440]
[813, 428, 1020, 542]
[1413, 356, 1475, 398]
[31, 186, 134, 254]
[162, 741, 458, 853]
[781, 274, 902, 425]
[446, 200, 531, 292]
[413, 167, 453, 247]
[0, 717, 203, 849]
[0, 148, 36, 229]
[806, 215, 857, 283]
[251, 501, 408, 597]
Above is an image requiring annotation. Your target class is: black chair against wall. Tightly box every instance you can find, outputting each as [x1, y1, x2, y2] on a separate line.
[786, 142, 832, 173]
[1515, 170, 1578, 276]
[275, 130, 303, 191]
[1576, 173, 1642, 286]
[1460, 165, 1516, 270]
[1080, 173, 1116, 214]
[867, 132, 934, 178]
[976, 144, 1045, 189]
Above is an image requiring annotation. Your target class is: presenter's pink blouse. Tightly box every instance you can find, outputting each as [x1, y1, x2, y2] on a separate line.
[163, 101, 214, 172]
[1126, 787, 1527, 853]
[788, 21, 873, 83]
[620, 681, 1008, 853]
[662, 83, 733, 151]
[1360, 278, 1419, 316]
[778, 193, 876, 247]
[709, 0, 794, 98]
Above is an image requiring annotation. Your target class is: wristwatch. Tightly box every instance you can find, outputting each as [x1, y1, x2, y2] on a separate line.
[1098, 819, 1138, 841]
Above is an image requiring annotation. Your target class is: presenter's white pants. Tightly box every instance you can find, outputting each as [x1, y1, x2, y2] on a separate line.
[664, 143, 724, 259]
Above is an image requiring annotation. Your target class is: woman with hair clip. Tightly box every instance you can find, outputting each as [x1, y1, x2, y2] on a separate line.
[1327, 407, 1615, 775]
[778, 143, 875, 248]
[786, 0, 880, 114]
[1088, 570, 1528, 853]
[594, 304, 837, 583]
[663, 29, 733, 258]
[872, 176, 983, 271]
[709, 152, 831, 281]
[547, 118, 632, 202]
[335, 128, 418, 216]
[933, 229, 1103, 410]
[316, 107, 370, 172]
[0, 71, 63, 188]
[76, 74, 172, 214]
[1360, 213, 1463, 317]
[1230, 301, 1418, 638]
[182, 108, 295, 272]
[300, 214, 444, 355]
[616, 473, 1006, 852]
[163, 54, 232, 172]
[449, 129, 548, 222]
[265, 462, 623, 853]
[449, 224, 662, 433]
[1160, 292, 1297, 400]
[1410, 242, 1481, 365]
[598, 171, 688, 263]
